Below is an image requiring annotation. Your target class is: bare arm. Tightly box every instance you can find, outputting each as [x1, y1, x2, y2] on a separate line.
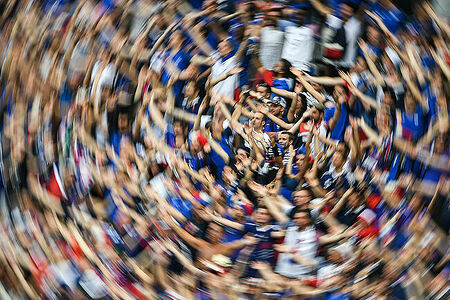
[291, 67, 326, 103]
[271, 87, 296, 100]
[212, 214, 245, 231]
[400, 65, 428, 111]
[359, 39, 385, 87]
[310, 0, 332, 16]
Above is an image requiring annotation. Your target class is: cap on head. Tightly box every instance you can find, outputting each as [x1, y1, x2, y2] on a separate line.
[270, 96, 287, 108]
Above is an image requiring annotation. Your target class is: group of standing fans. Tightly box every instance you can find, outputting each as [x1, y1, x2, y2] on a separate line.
[0, 0, 449, 299]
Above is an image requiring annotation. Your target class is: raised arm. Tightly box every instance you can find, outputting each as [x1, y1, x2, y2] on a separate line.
[162, 214, 205, 250]
[340, 71, 379, 111]
[359, 39, 385, 87]
[212, 214, 245, 231]
[291, 67, 326, 103]
[310, 0, 332, 16]
[270, 87, 296, 100]
[400, 65, 428, 111]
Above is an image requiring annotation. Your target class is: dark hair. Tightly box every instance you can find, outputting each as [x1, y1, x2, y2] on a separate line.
[257, 82, 271, 94]
[382, 87, 396, 101]
[236, 146, 251, 156]
[343, 0, 358, 11]
[337, 142, 350, 160]
[295, 186, 314, 198]
[290, 207, 312, 220]
[279, 59, 293, 78]
[280, 131, 294, 141]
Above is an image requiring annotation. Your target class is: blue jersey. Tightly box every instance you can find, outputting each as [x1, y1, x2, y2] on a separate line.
[401, 105, 426, 142]
[243, 222, 280, 276]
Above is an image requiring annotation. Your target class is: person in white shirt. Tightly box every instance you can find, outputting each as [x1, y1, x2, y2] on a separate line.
[275, 209, 319, 279]
[211, 37, 248, 99]
[259, 9, 284, 70]
[339, 2, 362, 68]
[281, 9, 314, 71]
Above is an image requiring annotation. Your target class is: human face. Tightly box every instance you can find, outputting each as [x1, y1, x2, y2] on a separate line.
[118, 113, 129, 134]
[185, 81, 196, 98]
[269, 103, 283, 116]
[218, 40, 232, 58]
[336, 143, 347, 156]
[347, 192, 360, 208]
[251, 112, 265, 131]
[434, 132, 446, 154]
[236, 149, 249, 163]
[278, 133, 291, 149]
[296, 153, 306, 168]
[206, 223, 223, 244]
[331, 151, 345, 169]
[293, 211, 311, 228]
[340, 3, 354, 21]
[256, 85, 270, 98]
[173, 121, 184, 136]
[355, 56, 367, 73]
[404, 93, 416, 114]
[310, 107, 321, 122]
[367, 26, 381, 46]
[255, 208, 271, 224]
[333, 85, 346, 101]
[311, 81, 322, 92]
[169, 30, 183, 49]
[292, 190, 311, 207]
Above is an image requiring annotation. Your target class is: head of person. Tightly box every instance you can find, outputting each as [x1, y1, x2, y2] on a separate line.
[333, 85, 348, 102]
[265, 7, 282, 27]
[310, 103, 325, 123]
[229, 203, 246, 221]
[291, 208, 313, 228]
[340, 1, 357, 21]
[403, 90, 417, 114]
[382, 87, 396, 107]
[251, 112, 266, 131]
[218, 39, 233, 58]
[310, 80, 323, 93]
[168, 30, 185, 49]
[278, 131, 294, 149]
[366, 24, 381, 47]
[354, 55, 367, 73]
[118, 111, 131, 134]
[101, 86, 113, 104]
[256, 83, 272, 99]
[433, 129, 448, 155]
[376, 107, 394, 135]
[206, 222, 224, 244]
[235, 146, 251, 164]
[269, 96, 286, 117]
[347, 190, 363, 208]
[173, 120, 189, 137]
[254, 206, 272, 225]
[328, 243, 353, 264]
[211, 119, 225, 139]
[222, 164, 238, 184]
[185, 80, 199, 99]
[293, 7, 308, 26]
[332, 142, 350, 169]
[273, 59, 292, 78]
[292, 187, 313, 208]
[296, 152, 306, 168]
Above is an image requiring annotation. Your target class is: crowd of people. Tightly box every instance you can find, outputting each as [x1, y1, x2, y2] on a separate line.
[0, 0, 449, 299]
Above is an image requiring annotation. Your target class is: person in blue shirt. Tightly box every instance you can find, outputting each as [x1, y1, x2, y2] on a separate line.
[109, 105, 132, 155]
[207, 119, 233, 179]
[400, 90, 427, 143]
[160, 30, 192, 107]
[263, 96, 289, 134]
